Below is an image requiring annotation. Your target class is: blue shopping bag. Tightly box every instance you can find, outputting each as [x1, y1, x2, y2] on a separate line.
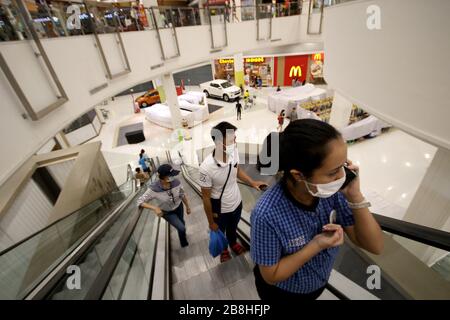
[208, 229, 228, 258]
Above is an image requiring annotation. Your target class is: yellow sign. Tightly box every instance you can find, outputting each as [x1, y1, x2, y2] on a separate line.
[313, 53, 322, 61]
[219, 58, 234, 64]
[245, 57, 265, 63]
[289, 66, 302, 78]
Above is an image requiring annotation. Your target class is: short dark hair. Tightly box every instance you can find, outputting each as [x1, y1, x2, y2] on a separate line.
[135, 167, 141, 173]
[258, 119, 342, 178]
[211, 121, 237, 143]
[140, 149, 145, 154]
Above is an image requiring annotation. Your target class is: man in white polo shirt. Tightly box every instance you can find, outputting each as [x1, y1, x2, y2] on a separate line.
[199, 121, 268, 263]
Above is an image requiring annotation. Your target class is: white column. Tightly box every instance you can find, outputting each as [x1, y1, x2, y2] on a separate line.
[162, 73, 183, 129]
[233, 52, 244, 88]
[329, 91, 353, 130]
[199, 0, 208, 25]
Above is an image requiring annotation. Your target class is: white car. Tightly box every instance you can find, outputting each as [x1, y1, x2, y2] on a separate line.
[200, 80, 241, 102]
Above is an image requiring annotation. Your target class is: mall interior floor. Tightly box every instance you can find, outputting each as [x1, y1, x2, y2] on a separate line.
[169, 175, 259, 300]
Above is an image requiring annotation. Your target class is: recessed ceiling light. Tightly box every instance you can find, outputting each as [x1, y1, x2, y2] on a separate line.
[424, 153, 431, 159]
[405, 162, 411, 167]
[401, 193, 407, 198]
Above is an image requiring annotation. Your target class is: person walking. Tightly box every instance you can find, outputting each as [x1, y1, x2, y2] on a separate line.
[236, 99, 243, 120]
[290, 107, 298, 122]
[251, 119, 383, 300]
[198, 122, 268, 262]
[277, 110, 285, 132]
[137, 164, 191, 248]
[135, 167, 149, 185]
[139, 153, 151, 174]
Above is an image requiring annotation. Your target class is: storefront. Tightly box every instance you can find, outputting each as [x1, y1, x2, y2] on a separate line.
[213, 52, 324, 87]
[213, 58, 235, 82]
[244, 56, 273, 87]
[271, 52, 325, 86]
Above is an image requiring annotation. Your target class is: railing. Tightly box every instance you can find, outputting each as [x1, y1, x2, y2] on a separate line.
[0, 176, 136, 299]
[0, 0, 305, 43]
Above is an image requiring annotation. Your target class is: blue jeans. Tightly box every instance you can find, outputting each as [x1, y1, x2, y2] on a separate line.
[163, 203, 188, 247]
[213, 202, 242, 247]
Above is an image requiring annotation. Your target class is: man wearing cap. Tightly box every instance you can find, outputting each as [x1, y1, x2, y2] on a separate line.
[137, 164, 191, 247]
[199, 121, 268, 263]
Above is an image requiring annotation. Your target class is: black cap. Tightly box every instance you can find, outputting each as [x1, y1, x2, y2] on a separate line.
[157, 164, 180, 178]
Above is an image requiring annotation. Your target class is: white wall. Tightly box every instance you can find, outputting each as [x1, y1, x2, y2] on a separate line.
[323, 0, 450, 150]
[0, 179, 53, 251]
[0, 13, 324, 185]
[47, 159, 76, 189]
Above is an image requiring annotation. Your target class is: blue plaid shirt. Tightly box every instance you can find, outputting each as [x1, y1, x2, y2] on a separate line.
[250, 182, 355, 294]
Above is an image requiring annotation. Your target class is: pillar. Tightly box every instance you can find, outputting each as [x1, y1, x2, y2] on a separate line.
[161, 73, 183, 129]
[233, 53, 244, 88]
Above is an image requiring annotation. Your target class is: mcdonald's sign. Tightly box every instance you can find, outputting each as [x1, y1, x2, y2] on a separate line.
[289, 66, 302, 78]
[312, 53, 323, 61]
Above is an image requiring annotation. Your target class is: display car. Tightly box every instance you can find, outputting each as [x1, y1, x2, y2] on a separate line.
[135, 89, 161, 108]
[200, 79, 241, 102]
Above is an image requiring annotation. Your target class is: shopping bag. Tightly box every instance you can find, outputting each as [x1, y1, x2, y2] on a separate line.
[208, 229, 228, 258]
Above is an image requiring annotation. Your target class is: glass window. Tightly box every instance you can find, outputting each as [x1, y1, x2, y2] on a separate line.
[221, 82, 232, 88]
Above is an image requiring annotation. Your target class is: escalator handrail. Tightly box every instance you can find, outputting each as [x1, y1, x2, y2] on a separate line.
[0, 175, 134, 257]
[24, 182, 138, 300]
[237, 178, 450, 251]
[183, 164, 450, 251]
[85, 207, 145, 300]
[372, 213, 450, 252]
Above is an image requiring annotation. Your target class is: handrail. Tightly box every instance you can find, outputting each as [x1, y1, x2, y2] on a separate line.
[24, 180, 138, 299]
[0, 178, 132, 258]
[85, 207, 144, 299]
[372, 213, 450, 252]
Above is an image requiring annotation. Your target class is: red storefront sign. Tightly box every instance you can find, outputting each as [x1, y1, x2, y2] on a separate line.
[274, 55, 309, 86]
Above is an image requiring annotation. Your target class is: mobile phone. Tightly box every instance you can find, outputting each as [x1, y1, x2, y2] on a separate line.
[340, 166, 357, 190]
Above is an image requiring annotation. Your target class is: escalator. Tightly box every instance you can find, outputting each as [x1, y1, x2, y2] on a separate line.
[1, 147, 449, 300]
[172, 149, 450, 300]
[0, 158, 170, 300]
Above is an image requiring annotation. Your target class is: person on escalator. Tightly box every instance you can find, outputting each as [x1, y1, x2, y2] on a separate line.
[251, 119, 384, 300]
[198, 121, 268, 263]
[137, 164, 191, 248]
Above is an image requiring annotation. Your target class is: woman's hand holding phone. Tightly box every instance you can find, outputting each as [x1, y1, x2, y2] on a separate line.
[340, 160, 364, 203]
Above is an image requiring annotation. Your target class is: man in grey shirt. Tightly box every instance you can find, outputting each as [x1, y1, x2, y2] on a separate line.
[138, 164, 191, 247]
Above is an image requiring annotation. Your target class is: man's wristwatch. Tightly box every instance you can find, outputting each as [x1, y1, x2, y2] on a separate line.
[347, 198, 371, 209]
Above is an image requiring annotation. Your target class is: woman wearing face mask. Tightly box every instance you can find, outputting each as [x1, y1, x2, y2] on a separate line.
[251, 119, 383, 300]
[137, 164, 191, 248]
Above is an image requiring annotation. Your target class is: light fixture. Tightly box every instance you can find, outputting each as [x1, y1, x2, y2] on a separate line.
[424, 153, 431, 159]
[401, 193, 407, 199]
[387, 186, 393, 191]
[405, 162, 411, 167]
[381, 156, 387, 163]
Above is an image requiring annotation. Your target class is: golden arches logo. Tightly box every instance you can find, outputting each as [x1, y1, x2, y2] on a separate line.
[313, 53, 322, 61]
[289, 66, 302, 78]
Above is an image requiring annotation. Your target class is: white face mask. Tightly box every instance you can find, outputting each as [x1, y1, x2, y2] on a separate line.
[303, 171, 346, 198]
[224, 143, 235, 157]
